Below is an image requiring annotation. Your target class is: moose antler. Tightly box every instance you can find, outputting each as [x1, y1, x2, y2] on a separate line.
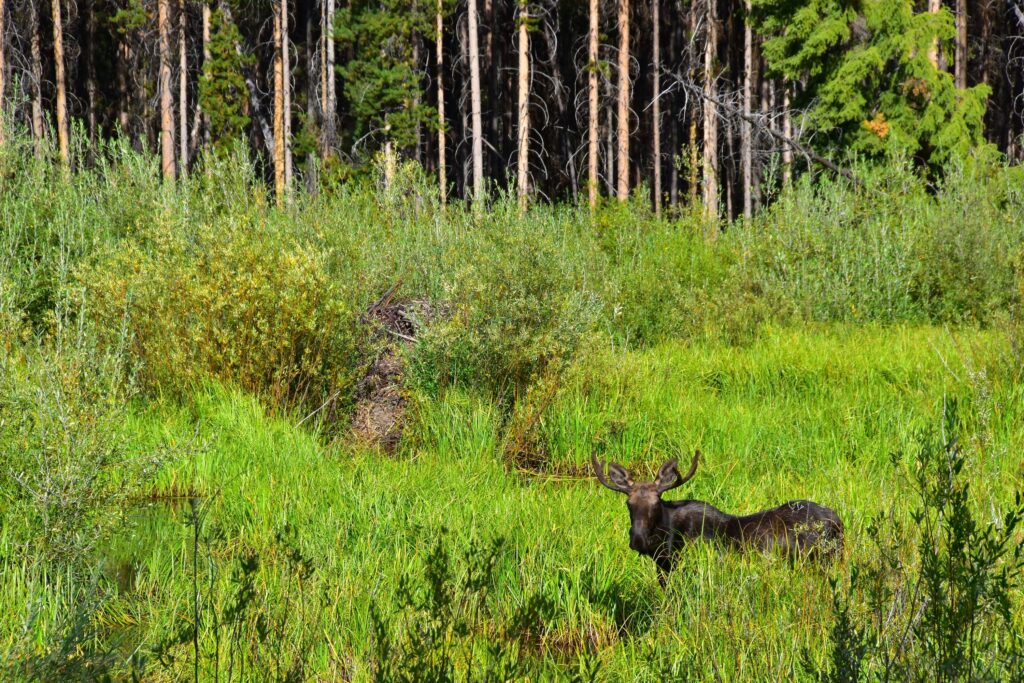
[591, 453, 632, 493]
[656, 450, 701, 492]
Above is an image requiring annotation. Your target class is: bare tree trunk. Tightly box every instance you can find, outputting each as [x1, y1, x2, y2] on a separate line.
[0, 0, 6, 148]
[468, 0, 484, 203]
[782, 81, 792, 185]
[117, 38, 130, 137]
[605, 99, 614, 195]
[305, 0, 315, 190]
[412, 0, 421, 163]
[651, 0, 661, 215]
[158, 0, 176, 179]
[741, 0, 753, 219]
[516, 1, 530, 210]
[687, 0, 698, 206]
[53, 0, 70, 165]
[282, 0, 292, 188]
[383, 136, 395, 186]
[322, 0, 336, 156]
[193, 1, 210, 152]
[928, 0, 941, 69]
[85, 0, 98, 154]
[954, 0, 967, 88]
[273, 3, 285, 203]
[29, 1, 45, 154]
[615, 0, 630, 200]
[179, 0, 188, 173]
[701, 0, 717, 223]
[436, 0, 446, 204]
[587, 0, 599, 208]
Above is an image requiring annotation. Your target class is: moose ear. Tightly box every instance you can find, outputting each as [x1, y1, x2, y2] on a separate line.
[655, 459, 680, 492]
[606, 462, 634, 491]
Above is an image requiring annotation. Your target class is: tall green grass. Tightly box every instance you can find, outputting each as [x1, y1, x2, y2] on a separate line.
[4, 326, 1020, 680]
[2, 136, 1023, 679]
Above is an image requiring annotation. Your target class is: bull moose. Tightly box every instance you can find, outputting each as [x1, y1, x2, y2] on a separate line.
[592, 450, 844, 586]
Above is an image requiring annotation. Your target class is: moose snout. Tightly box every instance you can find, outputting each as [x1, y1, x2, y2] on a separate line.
[629, 530, 647, 553]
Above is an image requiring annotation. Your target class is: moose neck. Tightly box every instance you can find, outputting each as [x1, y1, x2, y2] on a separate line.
[661, 500, 737, 541]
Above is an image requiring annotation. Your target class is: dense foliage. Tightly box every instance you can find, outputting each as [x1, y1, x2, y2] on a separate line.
[1, 138, 1023, 679]
[753, 0, 992, 170]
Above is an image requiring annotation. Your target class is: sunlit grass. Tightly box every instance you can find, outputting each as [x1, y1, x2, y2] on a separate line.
[4, 324, 1018, 679]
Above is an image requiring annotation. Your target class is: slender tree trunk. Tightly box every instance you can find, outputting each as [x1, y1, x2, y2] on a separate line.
[383, 136, 395, 186]
[687, 0, 698, 206]
[741, 0, 753, 219]
[158, 0, 176, 179]
[615, 0, 630, 200]
[927, 0, 941, 69]
[782, 81, 792, 185]
[0, 0, 6, 148]
[196, 1, 210, 151]
[179, 0, 188, 173]
[516, 1, 530, 210]
[52, 0, 70, 165]
[305, 0, 315, 190]
[282, 0, 292, 188]
[651, 0, 661, 215]
[587, 0, 599, 208]
[436, 0, 446, 204]
[484, 0, 494, 177]
[605, 98, 614, 195]
[85, 0, 98, 154]
[29, 1, 45, 154]
[322, 0, 336, 156]
[117, 38, 130, 137]
[701, 0, 717, 222]
[954, 0, 967, 88]
[412, 0, 421, 163]
[273, 3, 285, 203]
[468, 0, 484, 203]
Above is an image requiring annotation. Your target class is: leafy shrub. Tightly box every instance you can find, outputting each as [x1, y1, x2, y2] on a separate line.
[79, 216, 367, 411]
[411, 214, 600, 402]
[737, 163, 1024, 325]
[809, 402, 1024, 681]
[369, 530, 600, 681]
[0, 322, 163, 567]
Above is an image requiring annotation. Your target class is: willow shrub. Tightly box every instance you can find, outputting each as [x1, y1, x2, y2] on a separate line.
[79, 214, 367, 413]
[735, 162, 1024, 325]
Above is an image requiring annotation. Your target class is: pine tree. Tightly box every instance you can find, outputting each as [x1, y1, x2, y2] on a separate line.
[752, 0, 991, 171]
[199, 8, 251, 152]
[335, 0, 434, 170]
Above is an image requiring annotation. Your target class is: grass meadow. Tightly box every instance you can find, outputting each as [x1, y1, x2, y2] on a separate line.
[2, 142, 1024, 680]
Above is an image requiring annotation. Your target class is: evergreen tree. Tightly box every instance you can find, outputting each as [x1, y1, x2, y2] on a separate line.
[752, 0, 992, 171]
[334, 0, 435, 165]
[199, 8, 252, 153]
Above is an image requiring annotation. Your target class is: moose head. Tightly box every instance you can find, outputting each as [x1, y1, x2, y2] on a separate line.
[591, 451, 700, 555]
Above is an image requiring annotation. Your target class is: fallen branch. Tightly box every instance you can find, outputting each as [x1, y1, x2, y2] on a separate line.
[670, 76, 861, 186]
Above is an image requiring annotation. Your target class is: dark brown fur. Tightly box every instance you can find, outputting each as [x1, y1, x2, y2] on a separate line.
[593, 451, 844, 586]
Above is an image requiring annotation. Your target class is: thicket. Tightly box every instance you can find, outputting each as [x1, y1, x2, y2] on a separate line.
[2, 138, 1024, 676]
[809, 403, 1024, 681]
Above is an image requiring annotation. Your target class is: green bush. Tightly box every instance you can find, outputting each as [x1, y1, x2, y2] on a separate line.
[0, 324, 158, 567]
[411, 212, 600, 402]
[810, 403, 1024, 681]
[736, 162, 1024, 325]
[78, 216, 367, 411]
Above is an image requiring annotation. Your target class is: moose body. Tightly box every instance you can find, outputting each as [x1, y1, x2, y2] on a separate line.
[593, 452, 843, 586]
